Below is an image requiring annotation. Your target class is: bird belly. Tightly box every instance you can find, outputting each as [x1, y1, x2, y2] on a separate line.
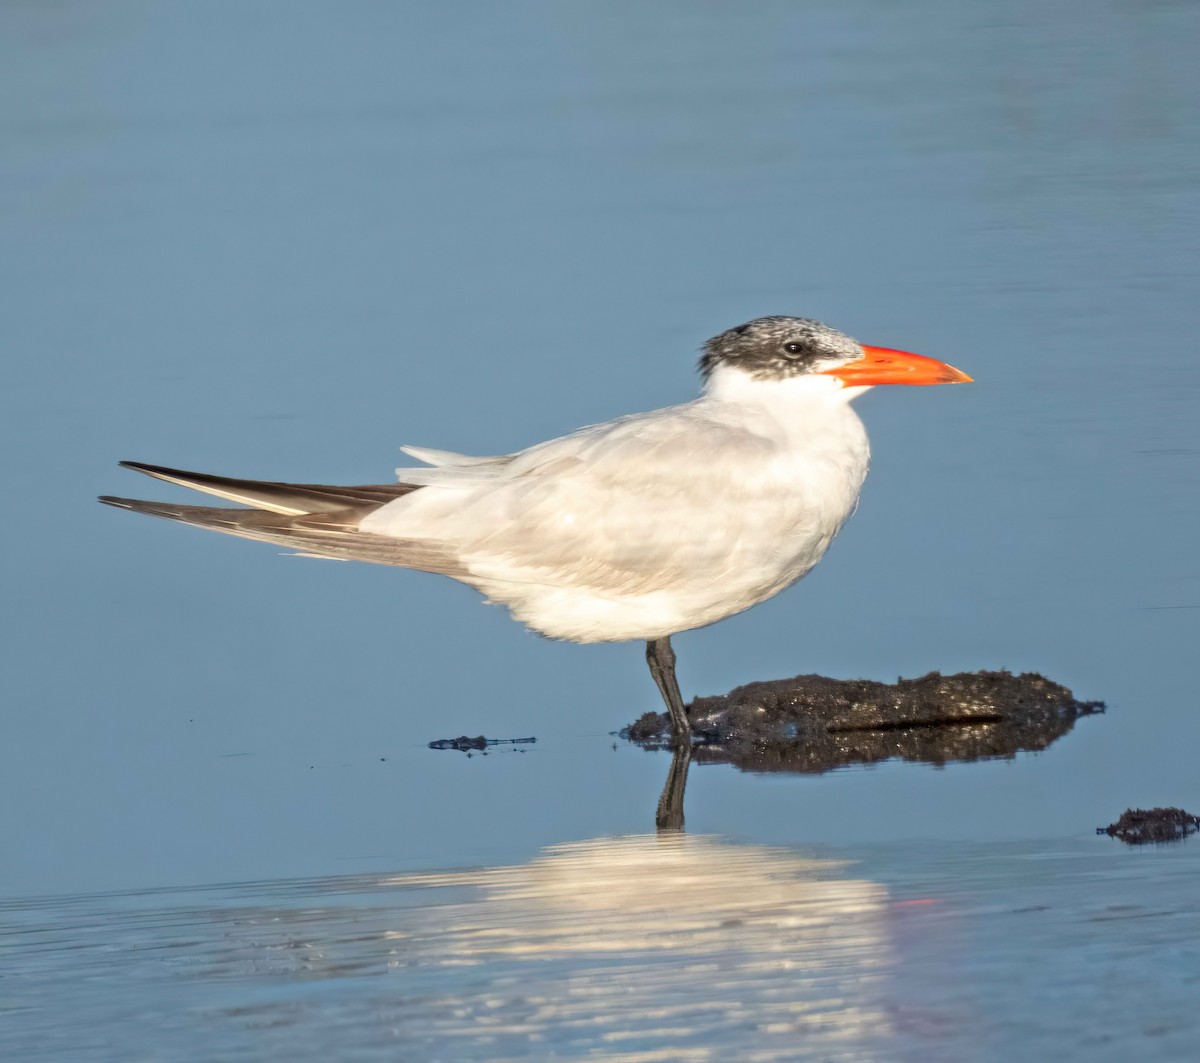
[469, 464, 864, 643]
[474, 544, 831, 643]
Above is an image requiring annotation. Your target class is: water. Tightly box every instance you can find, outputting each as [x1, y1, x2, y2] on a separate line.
[3, 1, 1199, 1058]
[7, 835, 1199, 1061]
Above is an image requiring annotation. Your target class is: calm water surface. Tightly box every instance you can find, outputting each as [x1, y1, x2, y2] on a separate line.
[2, 1, 1199, 1058]
[7, 835, 1199, 1061]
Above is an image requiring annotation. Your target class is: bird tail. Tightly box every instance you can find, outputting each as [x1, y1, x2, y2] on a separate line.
[99, 462, 464, 576]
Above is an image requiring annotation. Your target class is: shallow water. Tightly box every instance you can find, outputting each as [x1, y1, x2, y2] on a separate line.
[7, 835, 1199, 1061]
[3, 1, 1199, 1058]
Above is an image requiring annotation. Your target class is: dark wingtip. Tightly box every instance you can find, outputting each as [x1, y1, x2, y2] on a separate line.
[99, 496, 182, 520]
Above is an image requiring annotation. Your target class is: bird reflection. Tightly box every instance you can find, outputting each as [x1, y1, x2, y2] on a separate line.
[376, 833, 896, 1057]
[21, 835, 899, 1058]
[655, 744, 689, 831]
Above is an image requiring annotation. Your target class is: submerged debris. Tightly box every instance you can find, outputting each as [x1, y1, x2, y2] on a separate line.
[621, 670, 1103, 773]
[1098, 807, 1200, 845]
[429, 735, 537, 754]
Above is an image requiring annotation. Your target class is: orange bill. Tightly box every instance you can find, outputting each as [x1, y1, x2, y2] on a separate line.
[823, 345, 972, 386]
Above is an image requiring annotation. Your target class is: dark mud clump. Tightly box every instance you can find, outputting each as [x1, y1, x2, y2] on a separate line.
[1098, 807, 1200, 845]
[429, 735, 536, 754]
[625, 712, 670, 744]
[621, 670, 1103, 774]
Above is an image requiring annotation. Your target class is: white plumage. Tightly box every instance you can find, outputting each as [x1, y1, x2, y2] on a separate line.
[361, 369, 870, 642]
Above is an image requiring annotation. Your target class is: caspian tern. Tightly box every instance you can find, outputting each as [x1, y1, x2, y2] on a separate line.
[100, 316, 970, 747]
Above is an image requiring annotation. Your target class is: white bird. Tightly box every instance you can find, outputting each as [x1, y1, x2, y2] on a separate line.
[101, 316, 970, 747]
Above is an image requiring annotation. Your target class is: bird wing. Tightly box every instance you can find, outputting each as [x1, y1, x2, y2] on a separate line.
[101, 462, 465, 576]
[116, 461, 419, 515]
[99, 495, 465, 575]
[364, 404, 799, 596]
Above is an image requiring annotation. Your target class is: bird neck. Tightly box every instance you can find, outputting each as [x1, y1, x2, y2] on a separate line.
[701, 364, 868, 422]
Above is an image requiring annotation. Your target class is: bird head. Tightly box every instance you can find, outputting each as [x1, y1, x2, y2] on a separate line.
[698, 316, 971, 389]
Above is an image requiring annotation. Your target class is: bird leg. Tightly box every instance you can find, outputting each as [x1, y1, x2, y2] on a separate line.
[645, 636, 692, 750]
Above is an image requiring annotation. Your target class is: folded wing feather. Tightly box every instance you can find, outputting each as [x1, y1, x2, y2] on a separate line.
[101, 462, 465, 576]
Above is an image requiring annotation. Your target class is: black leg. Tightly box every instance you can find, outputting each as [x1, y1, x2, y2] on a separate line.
[645, 636, 692, 750]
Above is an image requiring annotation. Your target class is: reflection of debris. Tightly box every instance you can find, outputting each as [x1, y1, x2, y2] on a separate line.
[1098, 808, 1200, 845]
[622, 670, 1103, 774]
[428, 735, 536, 754]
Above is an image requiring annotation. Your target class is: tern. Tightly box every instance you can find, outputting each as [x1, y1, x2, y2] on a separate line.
[100, 316, 970, 747]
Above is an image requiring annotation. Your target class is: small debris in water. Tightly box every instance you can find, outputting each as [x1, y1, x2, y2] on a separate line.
[1098, 807, 1200, 845]
[622, 670, 1103, 773]
[429, 735, 537, 754]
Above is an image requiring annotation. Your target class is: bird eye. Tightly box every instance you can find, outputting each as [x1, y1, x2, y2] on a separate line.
[783, 342, 807, 357]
